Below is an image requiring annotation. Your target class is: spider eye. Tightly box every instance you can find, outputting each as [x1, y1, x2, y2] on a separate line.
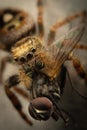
[27, 53, 33, 60]
[14, 58, 18, 62]
[19, 57, 26, 63]
[31, 48, 36, 53]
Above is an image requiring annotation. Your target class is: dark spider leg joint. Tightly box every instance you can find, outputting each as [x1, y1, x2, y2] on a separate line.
[4, 74, 33, 126]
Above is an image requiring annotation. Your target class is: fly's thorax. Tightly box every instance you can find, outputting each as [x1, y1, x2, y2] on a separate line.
[11, 36, 44, 65]
[30, 72, 61, 101]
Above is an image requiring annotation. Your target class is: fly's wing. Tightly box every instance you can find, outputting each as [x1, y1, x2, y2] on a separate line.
[48, 23, 85, 78]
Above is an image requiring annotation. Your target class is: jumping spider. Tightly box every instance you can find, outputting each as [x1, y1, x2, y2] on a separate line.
[0, 0, 87, 126]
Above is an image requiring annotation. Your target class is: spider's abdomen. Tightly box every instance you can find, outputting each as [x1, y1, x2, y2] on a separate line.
[0, 8, 36, 50]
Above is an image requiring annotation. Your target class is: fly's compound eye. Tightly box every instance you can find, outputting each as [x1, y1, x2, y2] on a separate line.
[27, 53, 33, 60]
[28, 97, 53, 121]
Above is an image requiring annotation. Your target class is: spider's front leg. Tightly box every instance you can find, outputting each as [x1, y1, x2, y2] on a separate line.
[0, 55, 30, 100]
[0, 56, 12, 83]
[4, 74, 33, 126]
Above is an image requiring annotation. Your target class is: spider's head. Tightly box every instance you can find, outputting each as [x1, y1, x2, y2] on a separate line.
[12, 36, 43, 65]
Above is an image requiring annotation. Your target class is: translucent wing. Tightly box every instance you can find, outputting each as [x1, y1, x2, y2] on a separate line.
[48, 23, 85, 78]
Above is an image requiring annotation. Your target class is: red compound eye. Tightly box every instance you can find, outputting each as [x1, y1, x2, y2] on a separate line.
[28, 97, 53, 121]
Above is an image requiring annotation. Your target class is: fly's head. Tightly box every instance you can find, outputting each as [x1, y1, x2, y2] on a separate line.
[12, 36, 44, 65]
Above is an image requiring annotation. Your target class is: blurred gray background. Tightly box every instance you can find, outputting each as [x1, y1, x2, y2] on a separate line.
[0, 0, 87, 130]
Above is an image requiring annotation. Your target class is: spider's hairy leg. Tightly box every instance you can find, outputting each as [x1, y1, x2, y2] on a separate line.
[68, 55, 87, 84]
[4, 74, 33, 126]
[0, 56, 12, 83]
[75, 44, 87, 51]
[0, 44, 6, 50]
[13, 87, 30, 101]
[37, 0, 44, 39]
[0, 56, 31, 100]
[47, 11, 87, 45]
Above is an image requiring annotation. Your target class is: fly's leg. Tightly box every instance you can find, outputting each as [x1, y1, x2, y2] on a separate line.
[4, 74, 33, 126]
[47, 11, 87, 45]
[49, 66, 73, 124]
[58, 66, 67, 95]
[37, 0, 44, 40]
[69, 55, 87, 84]
[58, 66, 81, 124]
[49, 93, 70, 125]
